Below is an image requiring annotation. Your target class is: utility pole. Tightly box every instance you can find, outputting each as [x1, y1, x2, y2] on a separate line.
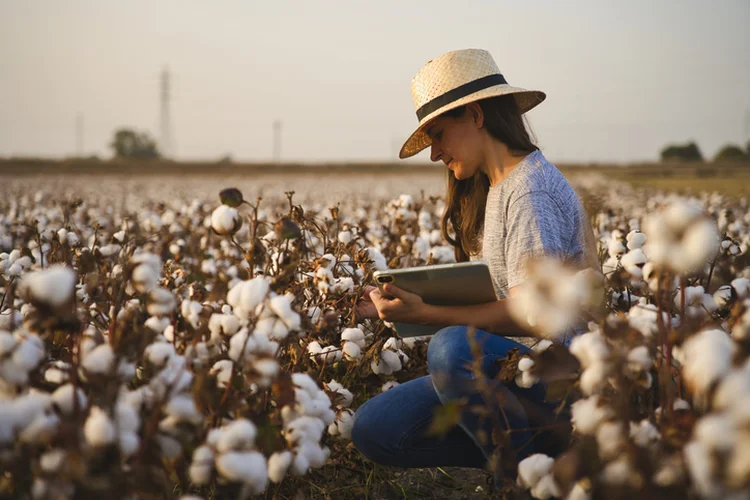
[160, 67, 172, 158]
[273, 120, 282, 164]
[76, 113, 84, 157]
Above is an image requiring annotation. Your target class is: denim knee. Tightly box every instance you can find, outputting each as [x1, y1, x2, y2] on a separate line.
[426, 325, 471, 381]
[351, 399, 391, 465]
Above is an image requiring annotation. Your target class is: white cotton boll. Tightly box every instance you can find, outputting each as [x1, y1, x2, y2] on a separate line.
[307, 341, 322, 356]
[684, 441, 720, 499]
[713, 369, 750, 411]
[694, 414, 736, 451]
[565, 481, 591, 500]
[328, 409, 354, 439]
[364, 247, 388, 271]
[20, 264, 77, 307]
[731, 277, 750, 299]
[330, 276, 356, 295]
[0, 331, 15, 355]
[145, 342, 176, 367]
[679, 328, 736, 402]
[531, 474, 561, 500]
[210, 360, 234, 388]
[40, 449, 66, 473]
[518, 357, 535, 372]
[297, 441, 329, 469]
[569, 332, 609, 368]
[211, 205, 241, 235]
[628, 303, 668, 338]
[380, 349, 402, 372]
[681, 219, 720, 274]
[130, 256, 161, 293]
[208, 313, 241, 337]
[713, 285, 734, 309]
[601, 457, 633, 486]
[620, 248, 647, 278]
[627, 346, 652, 372]
[81, 343, 114, 374]
[291, 450, 310, 476]
[571, 395, 613, 435]
[267, 293, 302, 332]
[630, 419, 661, 447]
[20, 412, 60, 443]
[326, 380, 353, 407]
[166, 394, 202, 424]
[84, 407, 115, 447]
[342, 341, 361, 361]
[319, 345, 342, 364]
[596, 421, 626, 459]
[337, 230, 352, 244]
[382, 381, 400, 392]
[341, 327, 366, 348]
[608, 238, 627, 258]
[580, 363, 611, 395]
[728, 435, 750, 489]
[144, 316, 170, 334]
[227, 277, 271, 320]
[217, 418, 257, 453]
[674, 398, 691, 411]
[228, 330, 257, 363]
[119, 432, 139, 457]
[147, 287, 177, 316]
[51, 384, 87, 415]
[189, 445, 215, 485]
[626, 230, 647, 249]
[268, 450, 292, 483]
[216, 451, 268, 494]
[44, 366, 68, 384]
[516, 370, 540, 389]
[532, 339, 553, 354]
[517, 453, 555, 489]
[12, 334, 45, 371]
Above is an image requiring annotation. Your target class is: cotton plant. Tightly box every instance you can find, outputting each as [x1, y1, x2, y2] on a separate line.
[508, 258, 604, 340]
[370, 336, 410, 375]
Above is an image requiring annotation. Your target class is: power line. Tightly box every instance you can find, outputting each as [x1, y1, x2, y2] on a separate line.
[160, 67, 172, 158]
[273, 120, 282, 163]
[76, 113, 84, 157]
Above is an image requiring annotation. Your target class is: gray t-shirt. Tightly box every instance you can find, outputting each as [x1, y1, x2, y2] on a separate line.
[473, 149, 590, 300]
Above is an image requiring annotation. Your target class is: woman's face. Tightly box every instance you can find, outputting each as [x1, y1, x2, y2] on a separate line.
[425, 105, 485, 180]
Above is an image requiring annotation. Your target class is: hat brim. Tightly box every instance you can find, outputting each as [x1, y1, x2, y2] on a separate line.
[398, 86, 546, 159]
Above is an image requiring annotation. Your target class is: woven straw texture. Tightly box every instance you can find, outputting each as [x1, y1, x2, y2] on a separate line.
[400, 49, 545, 159]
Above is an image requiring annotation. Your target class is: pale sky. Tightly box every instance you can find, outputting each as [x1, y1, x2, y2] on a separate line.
[1, 0, 749, 164]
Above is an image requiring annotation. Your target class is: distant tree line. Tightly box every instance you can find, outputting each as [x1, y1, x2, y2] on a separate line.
[660, 139, 750, 163]
[110, 128, 161, 160]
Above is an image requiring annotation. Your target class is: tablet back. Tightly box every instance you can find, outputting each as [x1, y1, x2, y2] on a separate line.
[374, 262, 497, 337]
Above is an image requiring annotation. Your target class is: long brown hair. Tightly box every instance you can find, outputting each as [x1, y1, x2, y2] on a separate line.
[440, 95, 538, 261]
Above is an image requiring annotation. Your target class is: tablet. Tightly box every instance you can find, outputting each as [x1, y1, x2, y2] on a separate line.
[373, 261, 497, 337]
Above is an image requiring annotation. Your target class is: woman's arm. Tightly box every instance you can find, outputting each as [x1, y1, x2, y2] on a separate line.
[371, 283, 534, 337]
[421, 298, 532, 336]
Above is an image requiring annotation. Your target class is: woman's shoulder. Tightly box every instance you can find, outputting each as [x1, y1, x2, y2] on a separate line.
[500, 150, 565, 201]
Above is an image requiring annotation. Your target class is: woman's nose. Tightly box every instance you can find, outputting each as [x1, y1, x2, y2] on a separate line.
[430, 142, 442, 162]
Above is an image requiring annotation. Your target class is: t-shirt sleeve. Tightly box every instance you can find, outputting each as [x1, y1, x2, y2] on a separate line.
[505, 190, 567, 289]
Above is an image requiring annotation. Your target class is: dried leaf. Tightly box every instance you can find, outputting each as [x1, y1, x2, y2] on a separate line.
[424, 399, 465, 438]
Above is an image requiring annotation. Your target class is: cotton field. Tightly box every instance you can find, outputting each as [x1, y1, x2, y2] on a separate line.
[1, 171, 749, 499]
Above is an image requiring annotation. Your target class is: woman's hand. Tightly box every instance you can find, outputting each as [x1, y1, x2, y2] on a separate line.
[370, 283, 431, 324]
[354, 285, 379, 321]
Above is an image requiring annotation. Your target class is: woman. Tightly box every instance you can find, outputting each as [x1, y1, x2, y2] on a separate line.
[351, 49, 597, 482]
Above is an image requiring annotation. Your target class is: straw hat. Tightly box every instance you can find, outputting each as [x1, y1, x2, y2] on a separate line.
[399, 48, 546, 159]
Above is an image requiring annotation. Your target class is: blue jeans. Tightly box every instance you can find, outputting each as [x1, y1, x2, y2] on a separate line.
[351, 326, 571, 475]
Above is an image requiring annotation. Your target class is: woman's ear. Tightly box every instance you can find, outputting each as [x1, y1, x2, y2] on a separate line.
[467, 102, 484, 129]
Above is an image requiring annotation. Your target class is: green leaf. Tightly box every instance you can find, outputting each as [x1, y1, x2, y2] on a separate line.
[425, 399, 465, 438]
